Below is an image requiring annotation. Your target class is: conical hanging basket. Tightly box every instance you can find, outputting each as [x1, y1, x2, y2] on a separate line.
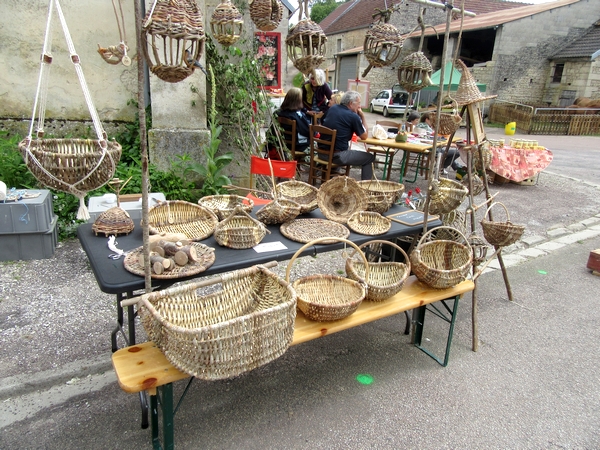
[397, 51, 433, 93]
[210, 0, 243, 46]
[363, 23, 403, 69]
[454, 59, 497, 106]
[250, 0, 283, 32]
[141, 0, 206, 83]
[286, 19, 327, 75]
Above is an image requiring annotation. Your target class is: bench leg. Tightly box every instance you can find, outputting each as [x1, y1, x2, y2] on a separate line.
[413, 296, 460, 367]
[150, 384, 175, 450]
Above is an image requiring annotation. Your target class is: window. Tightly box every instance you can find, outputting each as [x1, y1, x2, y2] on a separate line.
[337, 38, 342, 53]
[552, 63, 564, 83]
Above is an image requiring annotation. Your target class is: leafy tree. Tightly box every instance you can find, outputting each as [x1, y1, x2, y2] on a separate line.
[310, 0, 342, 23]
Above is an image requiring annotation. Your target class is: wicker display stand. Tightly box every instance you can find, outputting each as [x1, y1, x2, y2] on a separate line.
[135, 263, 296, 380]
[286, 237, 369, 321]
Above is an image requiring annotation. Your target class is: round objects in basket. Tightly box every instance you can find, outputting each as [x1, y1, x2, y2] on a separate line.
[136, 264, 296, 380]
[357, 180, 404, 214]
[198, 195, 254, 221]
[480, 202, 525, 247]
[347, 211, 391, 236]
[345, 240, 410, 302]
[410, 226, 473, 289]
[92, 207, 134, 236]
[256, 198, 301, 225]
[214, 206, 270, 249]
[286, 238, 368, 321]
[428, 178, 468, 216]
[317, 176, 368, 224]
[123, 242, 216, 279]
[147, 200, 218, 241]
[275, 180, 318, 214]
[280, 218, 349, 244]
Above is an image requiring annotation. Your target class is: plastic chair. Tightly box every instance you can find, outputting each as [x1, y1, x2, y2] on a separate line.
[247, 155, 298, 205]
[307, 124, 350, 186]
[277, 116, 308, 172]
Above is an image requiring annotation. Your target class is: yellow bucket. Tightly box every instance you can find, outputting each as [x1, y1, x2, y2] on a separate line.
[505, 122, 516, 135]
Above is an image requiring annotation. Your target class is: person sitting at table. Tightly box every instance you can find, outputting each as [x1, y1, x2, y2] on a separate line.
[274, 88, 312, 156]
[415, 111, 467, 177]
[406, 110, 421, 132]
[302, 68, 332, 121]
[321, 90, 375, 180]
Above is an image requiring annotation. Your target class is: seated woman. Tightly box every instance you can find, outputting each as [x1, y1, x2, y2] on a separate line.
[273, 87, 312, 159]
[415, 112, 466, 178]
[406, 110, 421, 132]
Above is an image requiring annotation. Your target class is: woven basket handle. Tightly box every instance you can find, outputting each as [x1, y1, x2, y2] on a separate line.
[416, 225, 469, 249]
[484, 202, 510, 222]
[285, 237, 370, 284]
[349, 239, 411, 279]
[221, 205, 270, 232]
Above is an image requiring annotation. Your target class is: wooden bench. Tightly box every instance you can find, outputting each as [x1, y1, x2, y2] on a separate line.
[112, 276, 474, 449]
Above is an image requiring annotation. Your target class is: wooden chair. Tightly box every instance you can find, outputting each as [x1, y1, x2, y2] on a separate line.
[277, 116, 308, 172]
[308, 124, 350, 186]
[247, 155, 297, 205]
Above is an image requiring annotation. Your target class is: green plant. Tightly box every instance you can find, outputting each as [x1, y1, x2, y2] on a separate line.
[0, 131, 37, 189]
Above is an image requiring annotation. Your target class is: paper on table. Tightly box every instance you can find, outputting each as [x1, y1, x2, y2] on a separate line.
[254, 241, 288, 253]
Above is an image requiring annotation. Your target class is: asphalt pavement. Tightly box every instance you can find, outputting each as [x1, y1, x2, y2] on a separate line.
[1, 123, 599, 449]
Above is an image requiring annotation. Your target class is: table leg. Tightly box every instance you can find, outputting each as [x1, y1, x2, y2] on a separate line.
[398, 151, 408, 183]
[126, 291, 136, 346]
[111, 292, 125, 352]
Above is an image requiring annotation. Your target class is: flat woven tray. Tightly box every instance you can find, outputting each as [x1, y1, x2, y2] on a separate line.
[280, 218, 349, 244]
[123, 242, 216, 279]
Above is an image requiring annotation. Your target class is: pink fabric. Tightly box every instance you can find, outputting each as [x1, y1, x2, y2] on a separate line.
[489, 146, 553, 182]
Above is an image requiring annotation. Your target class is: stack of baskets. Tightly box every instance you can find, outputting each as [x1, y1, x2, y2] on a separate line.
[137, 264, 297, 380]
[480, 202, 525, 248]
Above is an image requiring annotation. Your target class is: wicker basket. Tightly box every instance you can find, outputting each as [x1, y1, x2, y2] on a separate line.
[256, 198, 301, 225]
[275, 180, 318, 214]
[429, 99, 462, 136]
[357, 179, 404, 214]
[214, 206, 270, 249]
[363, 23, 403, 69]
[250, 0, 283, 31]
[136, 264, 296, 380]
[347, 211, 391, 236]
[285, 19, 327, 75]
[286, 238, 368, 321]
[427, 178, 468, 215]
[280, 218, 349, 244]
[210, 0, 244, 46]
[317, 176, 368, 224]
[397, 51, 433, 93]
[345, 240, 410, 301]
[147, 200, 218, 241]
[198, 195, 254, 221]
[457, 140, 492, 172]
[480, 202, 525, 247]
[92, 207, 134, 236]
[410, 226, 473, 289]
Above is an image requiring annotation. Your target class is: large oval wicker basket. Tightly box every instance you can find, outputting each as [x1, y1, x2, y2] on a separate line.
[135, 264, 296, 380]
[345, 240, 410, 302]
[286, 237, 368, 321]
[146, 200, 218, 241]
[480, 202, 525, 247]
[410, 226, 472, 289]
[317, 176, 368, 224]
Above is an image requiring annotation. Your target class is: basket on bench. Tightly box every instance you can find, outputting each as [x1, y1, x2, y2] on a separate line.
[136, 263, 297, 380]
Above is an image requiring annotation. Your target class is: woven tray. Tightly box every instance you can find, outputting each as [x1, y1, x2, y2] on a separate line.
[147, 200, 218, 241]
[123, 242, 216, 279]
[317, 176, 368, 224]
[280, 218, 349, 244]
[347, 211, 391, 236]
[286, 238, 368, 322]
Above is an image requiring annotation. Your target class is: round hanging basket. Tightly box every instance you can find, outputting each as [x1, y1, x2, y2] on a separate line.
[275, 180, 318, 214]
[210, 0, 243, 47]
[317, 176, 368, 224]
[286, 237, 368, 321]
[397, 51, 433, 93]
[250, 0, 283, 31]
[345, 240, 410, 302]
[141, 0, 206, 83]
[410, 226, 473, 289]
[363, 23, 403, 69]
[428, 178, 469, 216]
[480, 202, 525, 247]
[286, 19, 327, 75]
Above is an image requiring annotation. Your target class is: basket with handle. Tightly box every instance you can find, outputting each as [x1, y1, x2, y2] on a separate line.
[427, 178, 469, 215]
[256, 158, 302, 225]
[214, 205, 270, 249]
[275, 180, 318, 214]
[146, 200, 218, 241]
[357, 179, 405, 214]
[286, 237, 369, 321]
[198, 194, 254, 220]
[129, 262, 297, 380]
[429, 98, 462, 136]
[410, 226, 473, 289]
[480, 202, 525, 247]
[345, 240, 410, 302]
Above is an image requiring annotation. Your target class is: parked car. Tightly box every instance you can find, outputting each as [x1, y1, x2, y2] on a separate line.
[369, 86, 412, 117]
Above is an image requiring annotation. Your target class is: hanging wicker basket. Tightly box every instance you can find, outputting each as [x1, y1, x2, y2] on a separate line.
[410, 226, 473, 289]
[397, 51, 433, 93]
[146, 200, 219, 241]
[286, 237, 368, 321]
[345, 240, 410, 302]
[317, 176, 369, 224]
[210, 0, 243, 46]
[275, 180, 318, 214]
[428, 178, 469, 216]
[250, 0, 283, 31]
[136, 264, 296, 380]
[363, 23, 403, 69]
[480, 202, 525, 247]
[214, 205, 270, 249]
[141, 0, 206, 83]
[429, 99, 462, 136]
[286, 19, 327, 75]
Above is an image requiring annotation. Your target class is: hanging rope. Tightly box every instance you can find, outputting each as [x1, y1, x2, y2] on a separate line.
[97, 0, 130, 66]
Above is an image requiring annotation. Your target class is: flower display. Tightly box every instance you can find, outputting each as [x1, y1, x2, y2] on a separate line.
[255, 32, 279, 88]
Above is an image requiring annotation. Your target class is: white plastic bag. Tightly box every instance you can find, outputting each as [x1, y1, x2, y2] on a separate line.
[372, 124, 388, 140]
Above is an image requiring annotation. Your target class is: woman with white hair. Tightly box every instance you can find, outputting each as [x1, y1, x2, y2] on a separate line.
[302, 68, 333, 120]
